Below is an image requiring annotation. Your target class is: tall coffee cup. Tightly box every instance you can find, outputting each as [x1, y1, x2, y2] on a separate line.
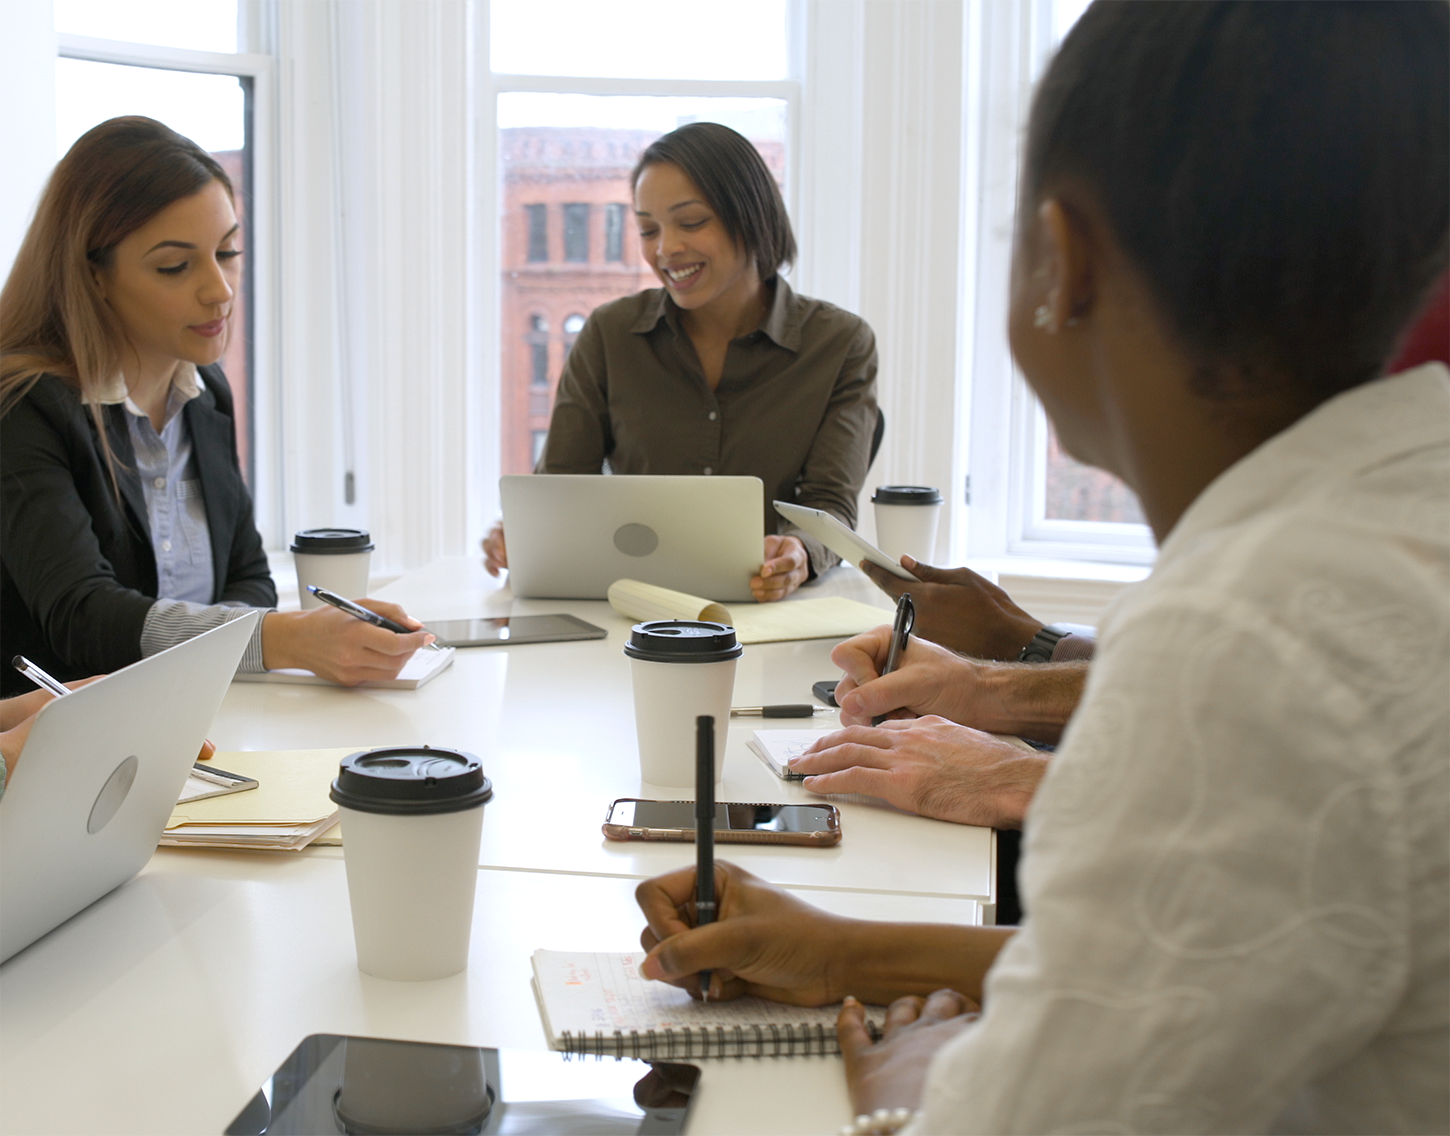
[625, 621, 741, 790]
[293, 528, 375, 609]
[871, 486, 943, 563]
[330, 746, 492, 981]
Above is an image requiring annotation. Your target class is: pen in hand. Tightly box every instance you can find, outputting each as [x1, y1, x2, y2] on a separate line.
[871, 592, 915, 726]
[695, 714, 717, 1002]
[306, 586, 443, 651]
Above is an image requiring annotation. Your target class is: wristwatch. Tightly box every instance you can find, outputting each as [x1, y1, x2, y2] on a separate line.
[1018, 623, 1069, 664]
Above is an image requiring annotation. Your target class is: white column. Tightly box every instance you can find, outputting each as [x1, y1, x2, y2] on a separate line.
[0, 0, 57, 285]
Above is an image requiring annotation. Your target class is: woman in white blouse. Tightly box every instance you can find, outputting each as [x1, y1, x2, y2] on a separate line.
[631, 3, 1449, 1132]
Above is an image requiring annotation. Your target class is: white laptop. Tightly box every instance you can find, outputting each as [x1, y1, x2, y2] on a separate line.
[501, 475, 764, 602]
[0, 612, 258, 964]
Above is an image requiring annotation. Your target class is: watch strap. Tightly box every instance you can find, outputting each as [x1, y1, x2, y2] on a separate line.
[1018, 623, 1069, 664]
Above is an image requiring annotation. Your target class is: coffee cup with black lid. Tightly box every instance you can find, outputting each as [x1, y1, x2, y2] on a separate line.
[871, 486, 943, 563]
[293, 528, 375, 609]
[330, 746, 493, 981]
[624, 621, 741, 789]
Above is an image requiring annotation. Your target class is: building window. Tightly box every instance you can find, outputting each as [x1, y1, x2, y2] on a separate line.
[563, 203, 590, 262]
[605, 202, 626, 262]
[526, 204, 548, 262]
[526, 313, 550, 388]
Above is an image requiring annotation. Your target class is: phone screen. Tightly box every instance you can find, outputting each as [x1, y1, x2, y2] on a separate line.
[427, 614, 606, 647]
[618, 801, 835, 834]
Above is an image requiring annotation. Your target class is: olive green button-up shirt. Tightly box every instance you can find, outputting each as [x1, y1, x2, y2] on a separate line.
[537, 279, 879, 577]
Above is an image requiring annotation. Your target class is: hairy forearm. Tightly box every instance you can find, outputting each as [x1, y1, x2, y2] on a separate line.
[971, 661, 1087, 743]
[832, 921, 1015, 1005]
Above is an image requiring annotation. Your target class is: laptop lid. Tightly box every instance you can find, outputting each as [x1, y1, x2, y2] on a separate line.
[0, 612, 258, 963]
[500, 475, 764, 602]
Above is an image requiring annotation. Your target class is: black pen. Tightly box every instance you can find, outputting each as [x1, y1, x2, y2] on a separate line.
[871, 592, 915, 726]
[729, 705, 833, 718]
[307, 585, 443, 651]
[695, 714, 717, 1002]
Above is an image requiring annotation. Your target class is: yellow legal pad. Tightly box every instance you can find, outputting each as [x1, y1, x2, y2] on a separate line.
[607, 579, 893, 644]
[162, 747, 361, 851]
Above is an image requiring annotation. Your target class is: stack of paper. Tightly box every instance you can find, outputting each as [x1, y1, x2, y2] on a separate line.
[231, 646, 455, 689]
[162, 748, 359, 851]
[607, 579, 892, 644]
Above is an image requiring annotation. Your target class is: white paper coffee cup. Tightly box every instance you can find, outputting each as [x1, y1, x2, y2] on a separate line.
[872, 486, 943, 563]
[625, 622, 742, 790]
[330, 747, 492, 981]
[292, 528, 375, 609]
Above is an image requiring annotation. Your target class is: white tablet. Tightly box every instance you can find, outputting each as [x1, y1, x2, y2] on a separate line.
[773, 500, 916, 580]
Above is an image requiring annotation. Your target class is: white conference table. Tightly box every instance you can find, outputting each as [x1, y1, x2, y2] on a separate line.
[0, 556, 998, 1136]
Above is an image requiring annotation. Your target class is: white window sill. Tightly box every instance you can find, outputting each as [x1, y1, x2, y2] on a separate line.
[972, 556, 1151, 629]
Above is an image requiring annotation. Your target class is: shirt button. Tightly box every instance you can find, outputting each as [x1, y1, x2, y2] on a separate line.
[708, 411, 718, 421]
[153, 477, 166, 489]
[703, 467, 714, 476]
[161, 540, 172, 552]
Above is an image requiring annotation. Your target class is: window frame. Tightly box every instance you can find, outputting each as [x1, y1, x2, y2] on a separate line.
[961, 0, 1155, 568]
[55, 29, 280, 542]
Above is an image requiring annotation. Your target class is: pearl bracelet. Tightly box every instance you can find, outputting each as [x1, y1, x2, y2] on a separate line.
[839, 1106, 920, 1135]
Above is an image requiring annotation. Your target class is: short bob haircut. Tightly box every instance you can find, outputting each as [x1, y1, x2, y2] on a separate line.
[1026, 0, 1449, 404]
[631, 122, 797, 282]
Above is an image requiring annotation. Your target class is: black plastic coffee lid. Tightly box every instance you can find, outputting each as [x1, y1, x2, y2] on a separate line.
[623, 621, 743, 664]
[291, 528, 375, 554]
[871, 485, 943, 505]
[330, 746, 492, 815]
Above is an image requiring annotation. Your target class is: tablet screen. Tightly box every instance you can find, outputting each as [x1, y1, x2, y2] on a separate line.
[225, 1034, 699, 1135]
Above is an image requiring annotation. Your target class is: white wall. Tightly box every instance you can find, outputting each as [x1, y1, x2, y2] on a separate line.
[0, 0, 57, 285]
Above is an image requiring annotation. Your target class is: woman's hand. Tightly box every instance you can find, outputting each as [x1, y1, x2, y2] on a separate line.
[636, 860, 856, 1006]
[861, 556, 1044, 661]
[261, 601, 433, 686]
[0, 676, 101, 774]
[839, 990, 980, 1117]
[751, 534, 809, 602]
[482, 522, 508, 576]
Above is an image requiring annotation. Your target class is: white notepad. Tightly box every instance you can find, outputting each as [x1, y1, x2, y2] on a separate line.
[531, 949, 882, 1059]
[231, 646, 455, 689]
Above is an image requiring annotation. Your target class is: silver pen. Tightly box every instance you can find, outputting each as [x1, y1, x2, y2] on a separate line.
[11, 655, 70, 698]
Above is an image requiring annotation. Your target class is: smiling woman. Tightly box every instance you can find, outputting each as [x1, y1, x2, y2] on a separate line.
[0, 117, 431, 694]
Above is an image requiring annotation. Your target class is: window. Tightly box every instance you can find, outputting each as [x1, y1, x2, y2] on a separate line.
[964, 0, 1153, 566]
[490, 0, 794, 478]
[605, 203, 626, 262]
[53, 0, 272, 497]
[525, 204, 548, 262]
[563, 203, 590, 263]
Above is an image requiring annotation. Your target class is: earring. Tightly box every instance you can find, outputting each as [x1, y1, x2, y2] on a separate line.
[1033, 305, 1053, 330]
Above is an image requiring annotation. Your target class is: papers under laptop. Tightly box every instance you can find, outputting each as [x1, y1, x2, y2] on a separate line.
[0, 614, 258, 963]
[500, 475, 764, 602]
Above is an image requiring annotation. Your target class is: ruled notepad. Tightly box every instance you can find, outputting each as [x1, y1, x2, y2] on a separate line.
[531, 950, 881, 1059]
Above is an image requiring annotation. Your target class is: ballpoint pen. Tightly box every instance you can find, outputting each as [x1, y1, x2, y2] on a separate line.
[307, 585, 444, 650]
[695, 715, 717, 1003]
[729, 705, 833, 718]
[11, 655, 218, 761]
[871, 591, 915, 726]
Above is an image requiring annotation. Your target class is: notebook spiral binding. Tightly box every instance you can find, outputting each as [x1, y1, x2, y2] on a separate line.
[561, 1022, 839, 1060]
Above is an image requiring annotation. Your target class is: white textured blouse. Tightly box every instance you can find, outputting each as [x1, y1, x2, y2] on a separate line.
[916, 365, 1449, 1134]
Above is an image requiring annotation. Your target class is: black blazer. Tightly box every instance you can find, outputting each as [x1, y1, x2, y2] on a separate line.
[0, 365, 275, 695]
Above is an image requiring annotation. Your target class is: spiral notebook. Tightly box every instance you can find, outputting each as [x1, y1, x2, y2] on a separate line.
[531, 950, 882, 1059]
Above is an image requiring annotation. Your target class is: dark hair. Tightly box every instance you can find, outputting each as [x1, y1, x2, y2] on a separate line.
[631, 122, 797, 281]
[1026, 1, 1449, 401]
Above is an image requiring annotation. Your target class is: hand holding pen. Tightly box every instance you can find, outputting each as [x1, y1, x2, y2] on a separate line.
[307, 587, 443, 651]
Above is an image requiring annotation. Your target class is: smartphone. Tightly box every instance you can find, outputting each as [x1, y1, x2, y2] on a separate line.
[812, 679, 839, 707]
[603, 799, 841, 846]
[426, 613, 606, 648]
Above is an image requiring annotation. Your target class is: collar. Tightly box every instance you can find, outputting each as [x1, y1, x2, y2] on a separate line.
[1157, 363, 1450, 568]
[88, 362, 203, 410]
[629, 277, 802, 352]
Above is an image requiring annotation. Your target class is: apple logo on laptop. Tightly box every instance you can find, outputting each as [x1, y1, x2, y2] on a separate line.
[613, 523, 659, 557]
[87, 755, 139, 835]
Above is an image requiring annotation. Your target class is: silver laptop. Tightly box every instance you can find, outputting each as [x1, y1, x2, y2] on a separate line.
[0, 613, 258, 963]
[501, 475, 764, 601]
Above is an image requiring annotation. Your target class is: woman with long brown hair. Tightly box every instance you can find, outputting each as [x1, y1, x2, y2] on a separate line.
[1, 116, 429, 695]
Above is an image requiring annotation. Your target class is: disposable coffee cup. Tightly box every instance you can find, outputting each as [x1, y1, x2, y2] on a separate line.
[871, 486, 943, 563]
[330, 746, 493, 981]
[292, 528, 375, 609]
[624, 621, 742, 790]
